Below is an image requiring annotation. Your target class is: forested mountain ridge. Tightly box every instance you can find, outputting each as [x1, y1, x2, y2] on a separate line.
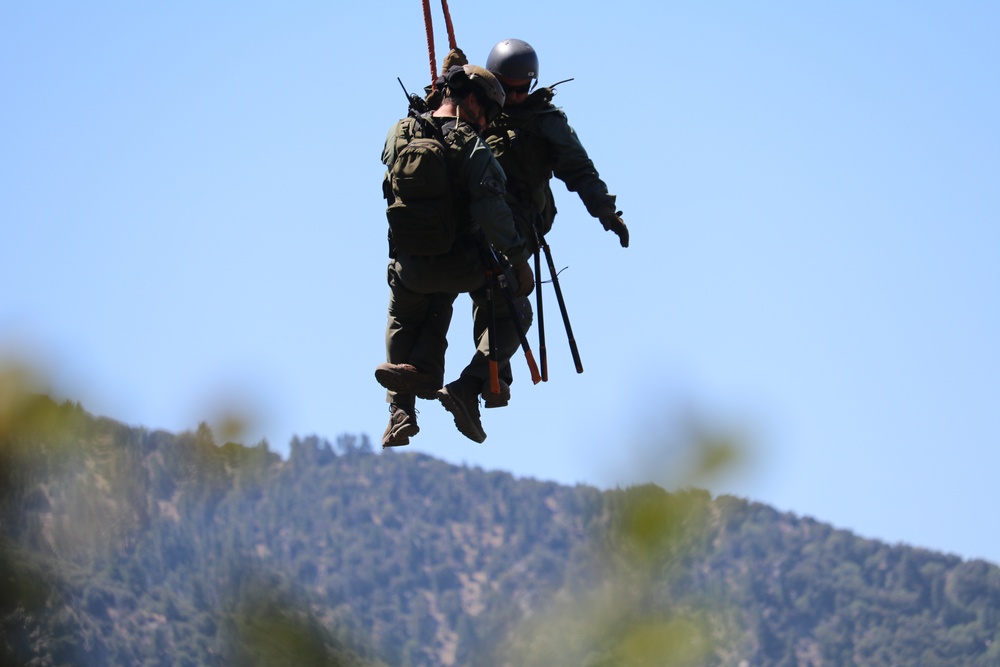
[2, 397, 999, 666]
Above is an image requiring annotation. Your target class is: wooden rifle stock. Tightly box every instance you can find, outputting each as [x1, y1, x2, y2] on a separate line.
[485, 265, 501, 394]
[479, 242, 542, 385]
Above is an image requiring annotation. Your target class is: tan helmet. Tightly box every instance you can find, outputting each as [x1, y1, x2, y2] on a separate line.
[463, 65, 506, 110]
[443, 64, 505, 122]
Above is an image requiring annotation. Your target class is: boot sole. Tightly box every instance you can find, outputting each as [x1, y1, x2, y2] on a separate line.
[382, 422, 419, 448]
[437, 389, 486, 443]
[375, 368, 440, 400]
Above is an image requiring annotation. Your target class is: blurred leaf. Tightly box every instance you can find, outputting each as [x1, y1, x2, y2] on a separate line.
[615, 617, 712, 666]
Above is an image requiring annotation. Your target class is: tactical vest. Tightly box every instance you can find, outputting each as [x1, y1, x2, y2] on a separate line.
[385, 115, 476, 255]
[483, 89, 560, 237]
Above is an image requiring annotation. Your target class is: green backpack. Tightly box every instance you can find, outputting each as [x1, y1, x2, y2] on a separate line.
[386, 117, 464, 255]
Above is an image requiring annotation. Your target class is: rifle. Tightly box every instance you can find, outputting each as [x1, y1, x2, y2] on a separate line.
[478, 241, 542, 386]
[483, 261, 501, 396]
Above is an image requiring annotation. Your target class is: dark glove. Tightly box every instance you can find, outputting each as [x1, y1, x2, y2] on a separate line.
[511, 261, 534, 298]
[598, 208, 629, 248]
[440, 47, 468, 75]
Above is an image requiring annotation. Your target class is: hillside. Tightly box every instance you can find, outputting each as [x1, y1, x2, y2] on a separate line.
[2, 397, 999, 666]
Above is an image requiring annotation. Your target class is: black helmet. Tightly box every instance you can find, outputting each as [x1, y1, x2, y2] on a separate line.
[443, 64, 506, 121]
[486, 38, 538, 82]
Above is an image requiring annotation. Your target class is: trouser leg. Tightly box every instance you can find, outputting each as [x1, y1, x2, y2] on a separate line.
[385, 264, 457, 407]
[460, 282, 533, 395]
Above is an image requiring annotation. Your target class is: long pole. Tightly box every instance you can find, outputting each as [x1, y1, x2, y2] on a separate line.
[538, 235, 583, 374]
[534, 249, 548, 381]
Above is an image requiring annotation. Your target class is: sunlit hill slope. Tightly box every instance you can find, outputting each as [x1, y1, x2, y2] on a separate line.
[2, 398, 998, 666]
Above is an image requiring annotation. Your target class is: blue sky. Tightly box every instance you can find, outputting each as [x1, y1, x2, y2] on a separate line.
[2, 2, 998, 565]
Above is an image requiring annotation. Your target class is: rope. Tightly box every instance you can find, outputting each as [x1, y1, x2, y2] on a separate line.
[421, 0, 438, 88]
[440, 0, 457, 50]
[421, 0, 459, 88]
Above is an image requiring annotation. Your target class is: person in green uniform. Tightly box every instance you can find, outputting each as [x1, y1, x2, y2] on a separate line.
[483, 38, 630, 252]
[442, 39, 629, 409]
[376, 64, 533, 447]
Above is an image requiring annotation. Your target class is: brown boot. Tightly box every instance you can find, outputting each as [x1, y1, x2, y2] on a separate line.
[382, 404, 418, 448]
[481, 378, 510, 409]
[375, 363, 440, 400]
[437, 381, 486, 443]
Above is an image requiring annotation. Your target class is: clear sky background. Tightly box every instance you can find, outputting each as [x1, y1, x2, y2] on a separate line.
[3, 3, 998, 565]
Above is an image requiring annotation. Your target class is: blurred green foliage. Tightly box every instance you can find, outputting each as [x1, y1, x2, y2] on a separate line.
[1, 362, 999, 666]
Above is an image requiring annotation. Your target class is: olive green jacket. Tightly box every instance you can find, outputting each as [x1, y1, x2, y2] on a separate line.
[484, 90, 616, 244]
